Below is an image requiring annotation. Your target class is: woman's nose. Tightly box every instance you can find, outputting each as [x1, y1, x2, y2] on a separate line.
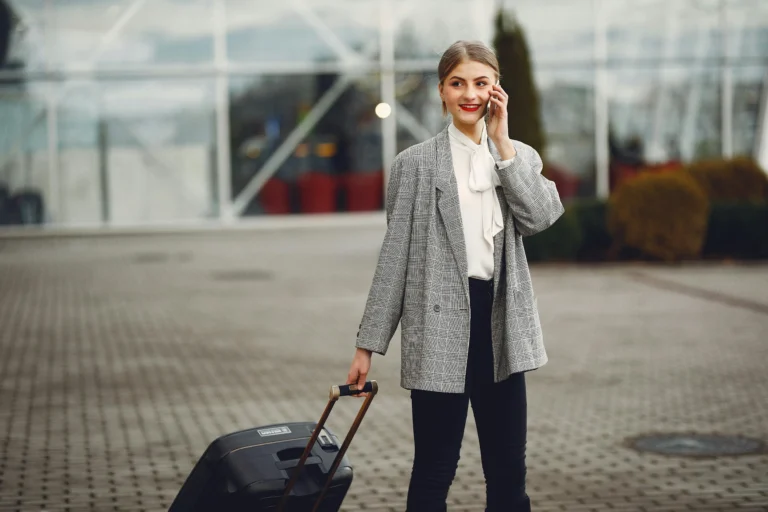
[464, 87, 479, 100]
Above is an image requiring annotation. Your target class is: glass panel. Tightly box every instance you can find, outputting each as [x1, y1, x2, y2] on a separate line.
[607, 65, 722, 189]
[47, 0, 215, 69]
[605, 0, 721, 65]
[393, 0, 496, 59]
[732, 66, 765, 158]
[229, 73, 383, 215]
[225, 1, 378, 64]
[57, 81, 101, 225]
[312, 0, 379, 56]
[538, 69, 595, 199]
[0, 82, 49, 226]
[392, 0, 594, 64]
[512, 0, 594, 66]
[394, 72, 444, 154]
[727, 0, 768, 61]
[57, 79, 216, 226]
[4, 0, 48, 71]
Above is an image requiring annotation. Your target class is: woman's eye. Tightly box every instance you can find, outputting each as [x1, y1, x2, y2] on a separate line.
[451, 81, 461, 87]
[477, 82, 487, 87]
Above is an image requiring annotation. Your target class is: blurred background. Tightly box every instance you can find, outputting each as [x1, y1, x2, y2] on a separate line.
[0, 2, 767, 511]
[0, 0, 765, 253]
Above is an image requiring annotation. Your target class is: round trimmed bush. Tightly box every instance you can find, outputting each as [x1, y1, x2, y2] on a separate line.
[686, 157, 768, 201]
[608, 172, 710, 261]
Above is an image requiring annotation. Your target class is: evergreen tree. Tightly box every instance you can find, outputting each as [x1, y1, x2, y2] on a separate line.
[0, 1, 11, 68]
[492, 9, 546, 159]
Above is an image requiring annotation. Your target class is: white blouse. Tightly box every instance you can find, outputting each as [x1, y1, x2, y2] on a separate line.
[448, 120, 515, 280]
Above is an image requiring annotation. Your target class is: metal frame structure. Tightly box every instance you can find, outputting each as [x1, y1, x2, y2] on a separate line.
[0, 0, 765, 227]
[213, 0, 232, 223]
[756, 68, 768, 171]
[593, 0, 610, 199]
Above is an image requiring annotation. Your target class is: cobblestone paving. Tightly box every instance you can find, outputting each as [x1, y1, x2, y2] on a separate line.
[0, 228, 767, 511]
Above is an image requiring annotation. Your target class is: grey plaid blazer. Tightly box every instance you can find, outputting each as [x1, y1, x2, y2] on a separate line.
[356, 124, 564, 393]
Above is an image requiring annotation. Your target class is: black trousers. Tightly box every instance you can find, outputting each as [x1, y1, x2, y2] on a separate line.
[406, 278, 531, 512]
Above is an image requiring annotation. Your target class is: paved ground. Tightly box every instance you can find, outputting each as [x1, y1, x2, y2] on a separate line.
[0, 226, 767, 512]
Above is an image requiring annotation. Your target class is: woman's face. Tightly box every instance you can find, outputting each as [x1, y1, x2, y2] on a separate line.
[439, 59, 498, 127]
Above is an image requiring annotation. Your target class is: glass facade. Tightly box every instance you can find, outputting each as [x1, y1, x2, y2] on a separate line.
[0, 0, 766, 227]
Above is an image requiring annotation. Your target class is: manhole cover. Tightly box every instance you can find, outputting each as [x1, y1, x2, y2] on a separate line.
[212, 269, 273, 282]
[629, 434, 764, 457]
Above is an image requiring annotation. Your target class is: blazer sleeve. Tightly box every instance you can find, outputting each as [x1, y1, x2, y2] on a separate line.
[495, 141, 565, 237]
[355, 155, 416, 356]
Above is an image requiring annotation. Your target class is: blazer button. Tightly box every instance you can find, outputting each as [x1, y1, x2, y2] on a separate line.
[433, 305, 441, 313]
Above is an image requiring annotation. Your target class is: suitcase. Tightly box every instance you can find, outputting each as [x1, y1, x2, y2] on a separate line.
[168, 381, 378, 512]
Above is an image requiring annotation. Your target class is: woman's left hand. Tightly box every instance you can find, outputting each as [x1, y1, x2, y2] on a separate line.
[487, 83, 516, 158]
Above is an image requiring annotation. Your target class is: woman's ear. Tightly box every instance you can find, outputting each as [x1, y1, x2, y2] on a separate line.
[437, 81, 444, 99]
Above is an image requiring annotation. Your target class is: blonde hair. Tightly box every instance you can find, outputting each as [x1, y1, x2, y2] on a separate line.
[438, 40, 501, 116]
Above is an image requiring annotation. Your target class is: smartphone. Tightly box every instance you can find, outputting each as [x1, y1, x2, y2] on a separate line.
[488, 80, 500, 118]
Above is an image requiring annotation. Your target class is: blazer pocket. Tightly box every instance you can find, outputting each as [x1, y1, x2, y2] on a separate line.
[401, 325, 424, 348]
[430, 294, 469, 312]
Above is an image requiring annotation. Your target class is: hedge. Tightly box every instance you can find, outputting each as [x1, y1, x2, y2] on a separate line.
[523, 156, 768, 263]
[525, 198, 768, 263]
[522, 205, 582, 262]
[703, 201, 768, 260]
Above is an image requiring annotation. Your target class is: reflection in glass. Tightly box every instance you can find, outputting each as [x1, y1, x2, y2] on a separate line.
[726, 0, 768, 60]
[604, 0, 721, 64]
[2, 0, 47, 71]
[229, 73, 384, 215]
[56, 81, 100, 225]
[538, 70, 595, 199]
[46, 0, 215, 69]
[56, 79, 216, 226]
[0, 82, 48, 225]
[607, 66, 722, 190]
[2, 0, 767, 227]
[513, 0, 594, 65]
[393, 0, 495, 60]
[732, 67, 765, 157]
[394, 72, 443, 154]
[225, 1, 379, 64]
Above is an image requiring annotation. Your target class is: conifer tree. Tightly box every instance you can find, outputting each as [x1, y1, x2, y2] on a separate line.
[492, 9, 546, 159]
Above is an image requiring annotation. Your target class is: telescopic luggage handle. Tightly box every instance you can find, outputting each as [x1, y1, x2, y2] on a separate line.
[335, 381, 374, 397]
[277, 380, 379, 512]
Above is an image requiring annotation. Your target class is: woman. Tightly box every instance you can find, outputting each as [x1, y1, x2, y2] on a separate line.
[346, 40, 563, 511]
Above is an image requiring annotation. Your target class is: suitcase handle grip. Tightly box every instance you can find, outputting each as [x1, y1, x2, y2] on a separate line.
[275, 455, 321, 471]
[335, 381, 374, 398]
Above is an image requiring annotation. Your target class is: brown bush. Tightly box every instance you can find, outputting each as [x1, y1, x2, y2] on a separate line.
[685, 157, 768, 201]
[608, 171, 710, 261]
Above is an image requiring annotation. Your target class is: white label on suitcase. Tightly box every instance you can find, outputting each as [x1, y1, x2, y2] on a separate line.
[257, 426, 292, 437]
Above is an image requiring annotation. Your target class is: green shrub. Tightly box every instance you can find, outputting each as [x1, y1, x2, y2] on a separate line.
[608, 172, 710, 261]
[686, 157, 768, 201]
[523, 205, 582, 262]
[569, 199, 611, 261]
[703, 201, 768, 260]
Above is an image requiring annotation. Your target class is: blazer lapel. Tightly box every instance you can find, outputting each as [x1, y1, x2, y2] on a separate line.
[434, 126, 470, 302]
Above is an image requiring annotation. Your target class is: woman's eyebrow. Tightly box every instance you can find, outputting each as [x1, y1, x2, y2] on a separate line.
[449, 75, 490, 81]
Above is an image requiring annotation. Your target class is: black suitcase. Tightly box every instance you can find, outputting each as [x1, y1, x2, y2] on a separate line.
[169, 381, 378, 512]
